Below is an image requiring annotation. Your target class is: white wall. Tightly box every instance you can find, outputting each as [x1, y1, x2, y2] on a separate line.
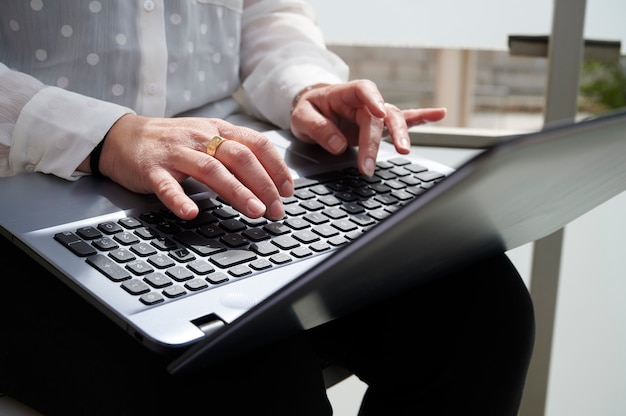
[308, 0, 626, 52]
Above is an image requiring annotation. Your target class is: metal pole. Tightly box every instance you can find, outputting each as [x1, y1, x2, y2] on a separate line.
[519, 0, 587, 414]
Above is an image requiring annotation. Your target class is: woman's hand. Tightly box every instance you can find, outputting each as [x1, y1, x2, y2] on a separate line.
[289, 79, 446, 176]
[88, 114, 294, 221]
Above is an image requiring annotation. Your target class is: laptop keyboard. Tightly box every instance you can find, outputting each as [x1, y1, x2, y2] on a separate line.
[54, 157, 444, 307]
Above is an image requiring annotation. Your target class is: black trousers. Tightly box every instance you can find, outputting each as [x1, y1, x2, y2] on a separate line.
[0, 236, 534, 415]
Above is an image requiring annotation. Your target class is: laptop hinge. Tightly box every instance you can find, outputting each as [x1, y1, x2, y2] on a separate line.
[192, 314, 225, 336]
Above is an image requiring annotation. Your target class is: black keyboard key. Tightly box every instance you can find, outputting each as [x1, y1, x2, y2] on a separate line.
[196, 225, 225, 239]
[166, 265, 194, 282]
[114, 232, 140, 246]
[196, 197, 221, 211]
[125, 260, 153, 276]
[415, 170, 445, 182]
[177, 211, 219, 229]
[229, 265, 252, 277]
[303, 212, 329, 225]
[214, 206, 239, 219]
[187, 259, 214, 275]
[139, 211, 163, 224]
[284, 204, 306, 216]
[210, 249, 257, 268]
[131, 242, 157, 257]
[109, 248, 135, 263]
[294, 189, 316, 200]
[272, 235, 300, 250]
[300, 200, 324, 211]
[309, 184, 331, 195]
[270, 253, 292, 264]
[98, 221, 123, 234]
[144, 272, 173, 288]
[351, 214, 376, 227]
[242, 227, 271, 241]
[405, 163, 428, 173]
[318, 195, 342, 206]
[284, 218, 310, 230]
[388, 157, 411, 166]
[220, 233, 249, 248]
[312, 225, 339, 238]
[76, 226, 102, 240]
[121, 279, 150, 295]
[118, 216, 143, 229]
[169, 247, 195, 262]
[135, 226, 160, 240]
[264, 222, 290, 235]
[163, 285, 186, 298]
[92, 237, 118, 251]
[185, 278, 208, 291]
[391, 190, 415, 201]
[148, 253, 175, 269]
[54, 232, 97, 257]
[220, 219, 246, 232]
[291, 247, 312, 258]
[239, 215, 268, 227]
[250, 258, 272, 270]
[151, 236, 177, 251]
[331, 220, 358, 233]
[384, 179, 406, 190]
[293, 230, 320, 244]
[174, 231, 226, 256]
[156, 222, 180, 234]
[310, 241, 331, 252]
[399, 176, 421, 186]
[86, 254, 131, 281]
[140, 292, 164, 305]
[206, 272, 229, 284]
[293, 177, 319, 189]
[250, 241, 279, 256]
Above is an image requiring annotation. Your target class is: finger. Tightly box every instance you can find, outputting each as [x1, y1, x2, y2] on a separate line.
[214, 126, 295, 198]
[291, 100, 349, 155]
[383, 103, 412, 154]
[344, 80, 387, 119]
[403, 107, 448, 127]
[212, 139, 287, 220]
[146, 168, 200, 220]
[356, 106, 385, 177]
[176, 144, 284, 220]
[229, 130, 294, 197]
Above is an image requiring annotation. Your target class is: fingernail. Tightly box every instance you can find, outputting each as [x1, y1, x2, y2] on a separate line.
[328, 134, 344, 153]
[268, 199, 285, 220]
[181, 202, 197, 217]
[281, 180, 294, 197]
[401, 136, 411, 149]
[363, 158, 376, 177]
[247, 198, 266, 218]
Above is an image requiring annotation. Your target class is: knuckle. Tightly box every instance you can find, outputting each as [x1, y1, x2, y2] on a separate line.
[196, 155, 222, 177]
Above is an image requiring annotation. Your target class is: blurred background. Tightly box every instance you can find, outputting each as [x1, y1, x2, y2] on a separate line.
[309, 1, 626, 415]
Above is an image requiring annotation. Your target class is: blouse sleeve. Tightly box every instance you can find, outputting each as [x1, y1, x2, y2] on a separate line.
[0, 63, 134, 180]
[239, 0, 349, 130]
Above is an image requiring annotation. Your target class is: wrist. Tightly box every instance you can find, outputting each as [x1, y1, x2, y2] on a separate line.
[290, 83, 329, 113]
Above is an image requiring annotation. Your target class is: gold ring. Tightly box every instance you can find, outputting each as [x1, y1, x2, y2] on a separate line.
[207, 135, 228, 157]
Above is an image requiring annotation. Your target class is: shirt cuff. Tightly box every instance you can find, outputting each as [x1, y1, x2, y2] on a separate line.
[11, 86, 134, 180]
[242, 43, 348, 130]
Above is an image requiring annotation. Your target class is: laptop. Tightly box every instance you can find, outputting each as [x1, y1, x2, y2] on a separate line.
[1, 109, 625, 376]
